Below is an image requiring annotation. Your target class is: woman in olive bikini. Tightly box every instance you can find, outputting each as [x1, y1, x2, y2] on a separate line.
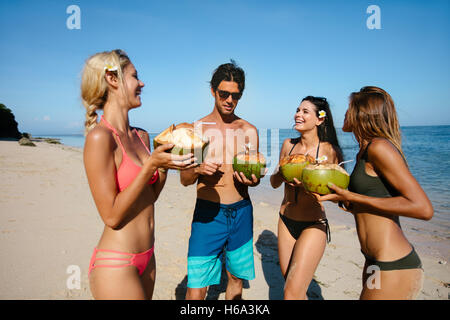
[318, 86, 433, 299]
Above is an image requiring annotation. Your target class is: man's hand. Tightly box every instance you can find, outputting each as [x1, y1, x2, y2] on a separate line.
[195, 160, 223, 176]
[233, 168, 268, 186]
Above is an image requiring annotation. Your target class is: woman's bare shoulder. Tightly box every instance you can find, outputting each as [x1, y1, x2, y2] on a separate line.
[85, 125, 115, 151]
[367, 138, 400, 159]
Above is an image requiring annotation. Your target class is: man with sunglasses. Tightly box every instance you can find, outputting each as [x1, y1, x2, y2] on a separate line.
[180, 61, 264, 300]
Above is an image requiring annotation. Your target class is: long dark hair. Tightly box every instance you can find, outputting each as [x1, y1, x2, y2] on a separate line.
[301, 96, 343, 158]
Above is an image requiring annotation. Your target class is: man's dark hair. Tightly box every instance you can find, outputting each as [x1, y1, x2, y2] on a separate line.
[210, 59, 245, 93]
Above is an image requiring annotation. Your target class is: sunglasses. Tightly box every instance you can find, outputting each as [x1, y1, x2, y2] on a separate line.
[217, 90, 242, 100]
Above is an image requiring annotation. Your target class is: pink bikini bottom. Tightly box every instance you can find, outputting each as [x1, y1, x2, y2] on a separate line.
[88, 246, 154, 276]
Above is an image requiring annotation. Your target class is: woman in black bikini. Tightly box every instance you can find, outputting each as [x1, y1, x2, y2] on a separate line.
[270, 96, 343, 299]
[318, 86, 433, 299]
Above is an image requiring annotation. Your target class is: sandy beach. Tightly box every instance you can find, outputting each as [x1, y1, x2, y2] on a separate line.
[0, 140, 448, 300]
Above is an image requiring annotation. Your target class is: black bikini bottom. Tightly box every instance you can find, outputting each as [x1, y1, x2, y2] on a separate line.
[362, 247, 423, 271]
[279, 212, 330, 243]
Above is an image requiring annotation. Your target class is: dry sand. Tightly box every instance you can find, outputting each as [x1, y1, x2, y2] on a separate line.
[0, 140, 448, 300]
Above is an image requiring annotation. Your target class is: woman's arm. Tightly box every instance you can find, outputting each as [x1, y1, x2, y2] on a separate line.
[84, 128, 196, 229]
[270, 138, 291, 189]
[152, 169, 167, 200]
[138, 130, 167, 201]
[180, 166, 201, 186]
[320, 138, 433, 220]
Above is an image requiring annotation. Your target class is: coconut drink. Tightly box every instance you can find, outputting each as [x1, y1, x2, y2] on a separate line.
[301, 163, 350, 195]
[279, 154, 315, 183]
[153, 123, 208, 159]
[233, 145, 266, 180]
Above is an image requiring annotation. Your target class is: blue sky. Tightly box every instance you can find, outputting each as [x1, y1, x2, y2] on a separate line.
[1, 0, 449, 135]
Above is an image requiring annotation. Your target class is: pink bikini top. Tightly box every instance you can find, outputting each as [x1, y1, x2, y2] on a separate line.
[101, 116, 159, 191]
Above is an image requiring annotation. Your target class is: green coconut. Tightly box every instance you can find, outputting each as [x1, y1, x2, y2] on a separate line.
[233, 150, 266, 180]
[279, 154, 315, 183]
[301, 163, 350, 195]
[153, 123, 208, 160]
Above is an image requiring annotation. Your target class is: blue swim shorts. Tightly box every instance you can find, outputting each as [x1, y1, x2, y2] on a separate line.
[187, 198, 255, 288]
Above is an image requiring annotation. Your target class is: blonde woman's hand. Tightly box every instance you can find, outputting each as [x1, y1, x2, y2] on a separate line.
[146, 144, 197, 171]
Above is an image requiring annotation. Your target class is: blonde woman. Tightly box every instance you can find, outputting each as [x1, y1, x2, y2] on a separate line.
[318, 86, 433, 299]
[81, 49, 196, 299]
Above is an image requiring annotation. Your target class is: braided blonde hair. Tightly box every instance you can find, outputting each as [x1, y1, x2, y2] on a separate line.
[80, 49, 130, 135]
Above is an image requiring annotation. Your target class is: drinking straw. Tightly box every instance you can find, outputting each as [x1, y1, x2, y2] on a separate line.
[338, 159, 354, 166]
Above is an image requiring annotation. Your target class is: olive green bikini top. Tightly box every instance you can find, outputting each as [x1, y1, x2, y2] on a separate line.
[348, 141, 400, 198]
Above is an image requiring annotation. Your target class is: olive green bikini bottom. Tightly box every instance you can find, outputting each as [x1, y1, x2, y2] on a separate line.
[362, 247, 423, 271]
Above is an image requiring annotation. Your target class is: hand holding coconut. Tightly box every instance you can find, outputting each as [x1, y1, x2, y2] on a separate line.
[301, 162, 350, 195]
[148, 143, 197, 171]
[151, 122, 210, 171]
[278, 153, 316, 188]
[286, 177, 303, 188]
[276, 152, 350, 194]
[312, 181, 354, 211]
[233, 169, 267, 186]
[153, 122, 209, 158]
[232, 143, 267, 186]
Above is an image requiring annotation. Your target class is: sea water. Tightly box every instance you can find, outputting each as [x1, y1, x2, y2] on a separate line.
[43, 126, 450, 231]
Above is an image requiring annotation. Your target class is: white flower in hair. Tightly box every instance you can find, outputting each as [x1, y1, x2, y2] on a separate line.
[318, 110, 326, 118]
[104, 64, 118, 72]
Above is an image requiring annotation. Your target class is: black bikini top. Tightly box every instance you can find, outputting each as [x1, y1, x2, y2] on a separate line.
[348, 141, 399, 198]
[288, 137, 320, 158]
